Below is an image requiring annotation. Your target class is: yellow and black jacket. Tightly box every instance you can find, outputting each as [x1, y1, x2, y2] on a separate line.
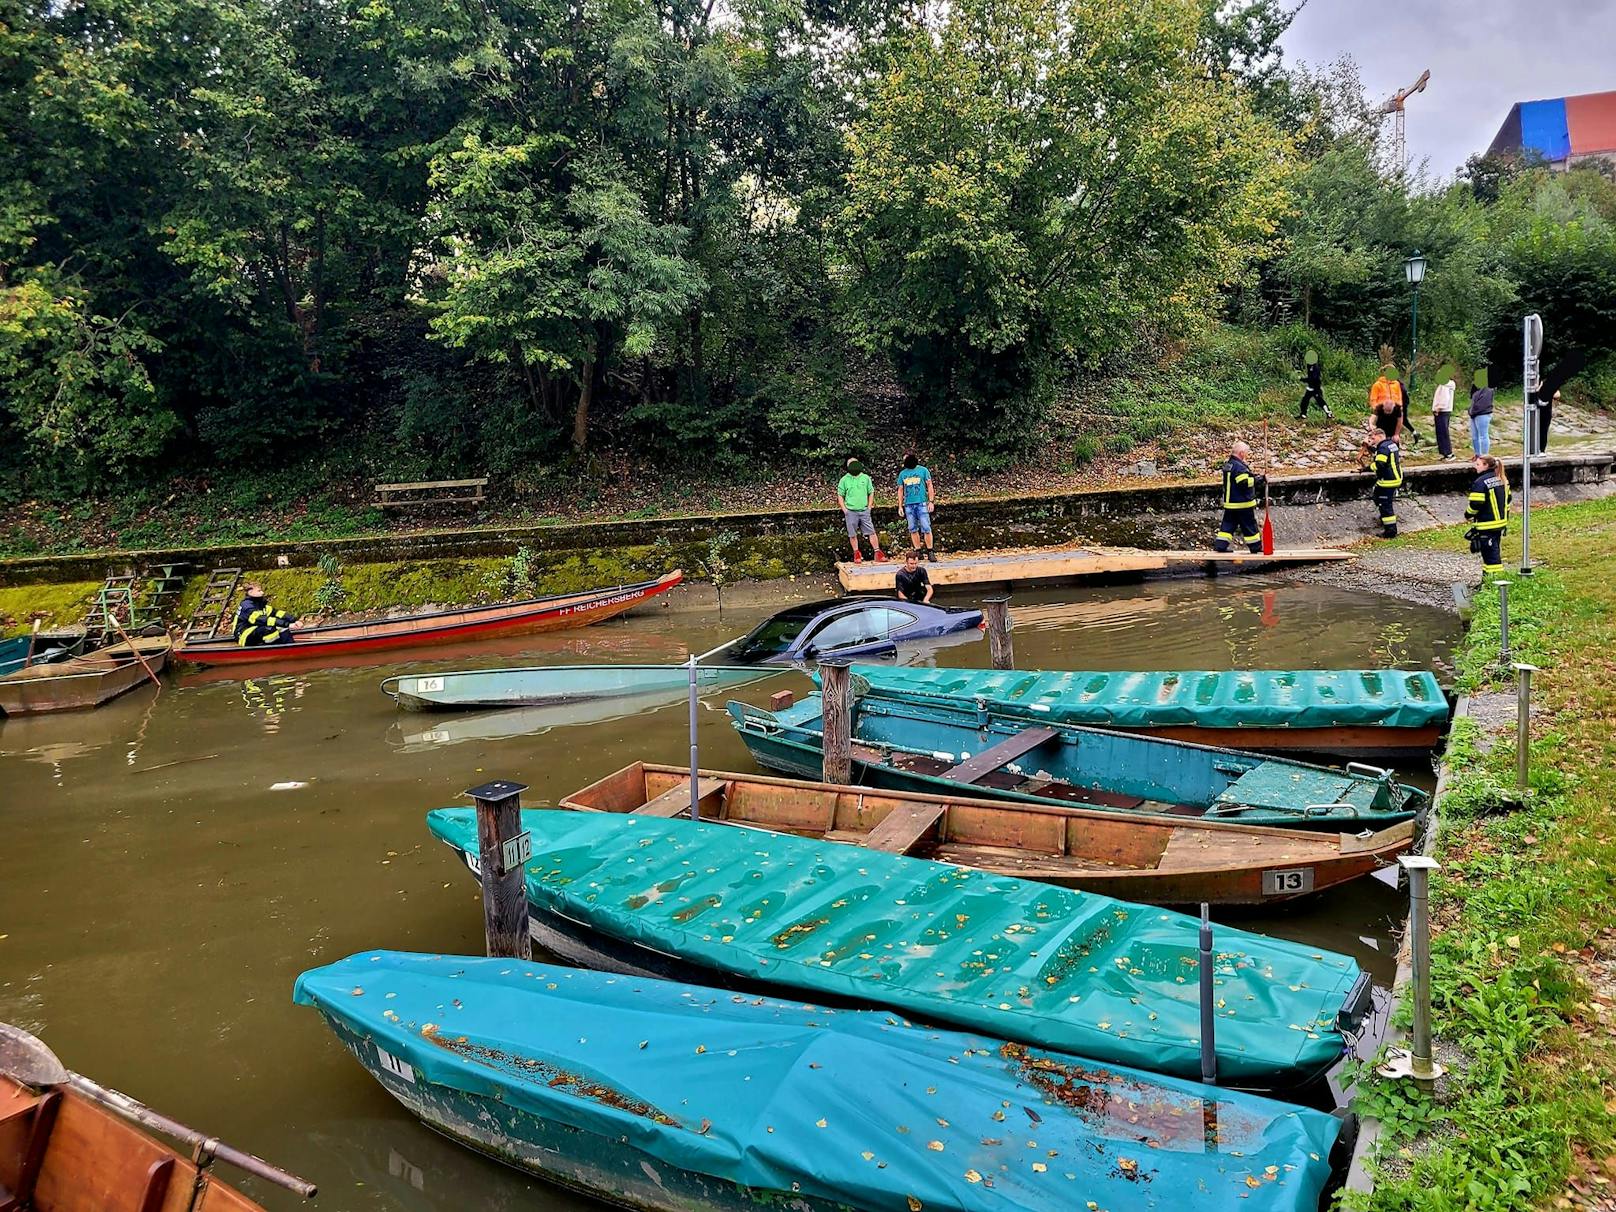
[1466, 470, 1510, 531]
[1222, 457, 1259, 509]
[234, 597, 298, 646]
[1372, 439, 1403, 488]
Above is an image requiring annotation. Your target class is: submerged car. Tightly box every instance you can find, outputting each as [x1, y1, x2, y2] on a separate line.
[725, 598, 984, 665]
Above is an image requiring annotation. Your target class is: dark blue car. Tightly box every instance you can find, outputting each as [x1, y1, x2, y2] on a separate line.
[727, 598, 984, 665]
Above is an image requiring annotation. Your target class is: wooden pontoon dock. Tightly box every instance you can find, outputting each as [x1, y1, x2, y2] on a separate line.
[837, 543, 1353, 592]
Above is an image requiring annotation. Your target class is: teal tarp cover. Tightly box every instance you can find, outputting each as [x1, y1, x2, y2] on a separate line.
[426, 810, 1360, 1086]
[848, 666, 1448, 730]
[297, 951, 1342, 1212]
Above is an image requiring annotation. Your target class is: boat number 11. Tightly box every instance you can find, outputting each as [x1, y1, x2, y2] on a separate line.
[1262, 868, 1314, 896]
[376, 1044, 416, 1084]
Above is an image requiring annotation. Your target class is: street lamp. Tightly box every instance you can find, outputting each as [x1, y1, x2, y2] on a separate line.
[1404, 250, 1428, 399]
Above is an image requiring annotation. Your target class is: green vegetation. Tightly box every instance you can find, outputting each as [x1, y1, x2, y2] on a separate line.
[1347, 498, 1616, 1210]
[6, 0, 1615, 516]
[0, 580, 104, 637]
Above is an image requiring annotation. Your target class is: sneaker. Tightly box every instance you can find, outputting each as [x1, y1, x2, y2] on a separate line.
[852, 552, 864, 564]
[874, 551, 889, 563]
[926, 550, 937, 562]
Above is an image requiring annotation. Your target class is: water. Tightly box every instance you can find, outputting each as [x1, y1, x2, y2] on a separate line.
[0, 575, 1455, 1209]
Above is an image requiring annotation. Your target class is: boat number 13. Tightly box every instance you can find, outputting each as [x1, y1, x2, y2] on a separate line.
[1261, 868, 1314, 896]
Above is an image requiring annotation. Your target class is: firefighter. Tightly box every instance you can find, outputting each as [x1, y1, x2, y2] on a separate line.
[234, 584, 298, 647]
[1215, 440, 1264, 553]
[1371, 432, 1403, 538]
[1464, 454, 1510, 574]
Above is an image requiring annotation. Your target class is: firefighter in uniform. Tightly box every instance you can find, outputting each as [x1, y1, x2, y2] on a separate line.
[1464, 454, 1510, 573]
[234, 584, 298, 647]
[1371, 433, 1402, 538]
[1215, 440, 1264, 553]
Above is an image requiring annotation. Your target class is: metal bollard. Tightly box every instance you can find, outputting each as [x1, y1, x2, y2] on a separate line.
[1198, 903, 1217, 1086]
[687, 654, 700, 819]
[1378, 855, 1445, 1086]
[1514, 662, 1538, 798]
[1496, 580, 1511, 664]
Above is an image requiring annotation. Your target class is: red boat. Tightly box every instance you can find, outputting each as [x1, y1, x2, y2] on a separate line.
[176, 570, 683, 668]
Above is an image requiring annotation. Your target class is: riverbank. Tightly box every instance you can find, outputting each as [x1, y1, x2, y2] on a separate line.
[1346, 496, 1616, 1211]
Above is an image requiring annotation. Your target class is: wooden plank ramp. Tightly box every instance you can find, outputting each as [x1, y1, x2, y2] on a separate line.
[837, 544, 1354, 592]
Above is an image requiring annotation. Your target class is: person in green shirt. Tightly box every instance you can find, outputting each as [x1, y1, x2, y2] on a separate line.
[836, 458, 886, 563]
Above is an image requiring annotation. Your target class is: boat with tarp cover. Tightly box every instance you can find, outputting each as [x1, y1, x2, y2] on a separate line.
[559, 762, 1416, 905]
[839, 665, 1450, 760]
[426, 809, 1371, 1090]
[177, 571, 682, 668]
[728, 692, 1424, 831]
[296, 951, 1344, 1212]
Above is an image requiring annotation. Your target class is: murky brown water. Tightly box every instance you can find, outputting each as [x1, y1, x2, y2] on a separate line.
[0, 574, 1455, 1209]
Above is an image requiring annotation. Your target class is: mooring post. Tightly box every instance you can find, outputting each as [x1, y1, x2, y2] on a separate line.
[1496, 580, 1511, 665]
[687, 654, 700, 819]
[984, 596, 1014, 670]
[466, 779, 531, 960]
[821, 660, 853, 785]
[1378, 855, 1445, 1089]
[1514, 662, 1538, 798]
[1198, 903, 1217, 1086]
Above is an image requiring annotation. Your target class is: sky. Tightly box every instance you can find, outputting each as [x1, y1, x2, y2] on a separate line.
[1280, 0, 1616, 179]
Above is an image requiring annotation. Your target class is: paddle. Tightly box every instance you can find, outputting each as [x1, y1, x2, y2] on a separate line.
[25, 618, 39, 667]
[1261, 419, 1275, 555]
[0, 1021, 316, 1197]
[105, 611, 163, 690]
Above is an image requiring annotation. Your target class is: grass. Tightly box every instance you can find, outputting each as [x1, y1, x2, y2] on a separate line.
[1346, 497, 1616, 1211]
[0, 580, 105, 636]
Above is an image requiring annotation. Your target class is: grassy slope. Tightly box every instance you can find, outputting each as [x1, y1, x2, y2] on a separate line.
[1348, 498, 1616, 1210]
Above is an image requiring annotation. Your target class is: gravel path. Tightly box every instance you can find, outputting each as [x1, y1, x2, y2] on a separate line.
[1283, 545, 1480, 612]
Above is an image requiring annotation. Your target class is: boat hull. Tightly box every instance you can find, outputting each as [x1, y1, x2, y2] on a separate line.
[383, 661, 771, 712]
[177, 572, 682, 668]
[0, 643, 169, 716]
[560, 763, 1416, 906]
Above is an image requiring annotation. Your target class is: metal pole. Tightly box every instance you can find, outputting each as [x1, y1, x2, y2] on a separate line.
[1409, 283, 1419, 400]
[1521, 314, 1541, 575]
[1514, 663, 1538, 798]
[1198, 903, 1216, 1086]
[687, 654, 700, 819]
[1401, 855, 1443, 1086]
[1497, 580, 1511, 664]
[467, 779, 531, 960]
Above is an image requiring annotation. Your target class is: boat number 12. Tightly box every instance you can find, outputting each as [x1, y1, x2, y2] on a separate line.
[376, 1044, 416, 1084]
[1262, 868, 1314, 896]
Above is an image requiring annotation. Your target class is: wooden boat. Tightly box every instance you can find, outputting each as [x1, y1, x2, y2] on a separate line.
[844, 665, 1450, 760]
[297, 951, 1343, 1212]
[0, 638, 170, 716]
[380, 661, 775, 711]
[560, 762, 1416, 905]
[426, 808, 1373, 1089]
[728, 692, 1426, 830]
[176, 571, 683, 668]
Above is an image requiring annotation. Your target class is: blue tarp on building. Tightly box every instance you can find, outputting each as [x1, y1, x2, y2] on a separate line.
[1519, 98, 1571, 161]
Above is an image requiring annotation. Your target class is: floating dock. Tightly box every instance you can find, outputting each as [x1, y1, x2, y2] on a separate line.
[836, 544, 1353, 592]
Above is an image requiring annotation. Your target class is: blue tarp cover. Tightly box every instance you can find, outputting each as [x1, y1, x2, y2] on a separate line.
[426, 810, 1361, 1085]
[1520, 98, 1572, 161]
[297, 951, 1342, 1212]
[843, 667, 1448, 730]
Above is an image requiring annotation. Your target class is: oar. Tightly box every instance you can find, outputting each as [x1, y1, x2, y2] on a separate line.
[105, 612, 164, 690]
[1260, 418, 1276, 555]
[0, 1021, 317, 1198]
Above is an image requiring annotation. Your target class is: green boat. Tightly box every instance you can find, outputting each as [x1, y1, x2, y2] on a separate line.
[839, 665, 1450, 760]
[426, 808, 1370, 1090]
[380, 663, 777, 712]
[297, 951, 1344, 1212]
[728, 693, 1425, 830]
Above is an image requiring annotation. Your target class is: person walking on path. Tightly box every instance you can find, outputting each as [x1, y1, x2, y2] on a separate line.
[837, 458, 886, 564]
[1214, 440, 1264, 553]
[1469, 372, 1495, 455]
[1371, 432, 1403, 538]
[1464, 453, 1510, 574]
[896, 454, 937, 561]
[1432, 374, 1456, 459]
[1297, 350, 1333, 420]
[894, 550, 934, 603]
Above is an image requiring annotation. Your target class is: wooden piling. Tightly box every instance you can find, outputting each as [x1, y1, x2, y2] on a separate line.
[820, 661, 853, 785]
[984, 596, 1014, 670]
[467, 779, 531, 960]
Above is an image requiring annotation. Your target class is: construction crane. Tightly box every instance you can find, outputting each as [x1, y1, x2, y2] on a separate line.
[1379, 69, 1431, 177]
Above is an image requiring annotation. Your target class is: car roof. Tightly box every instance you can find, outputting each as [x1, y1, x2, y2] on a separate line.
[769, 597, 911, 622]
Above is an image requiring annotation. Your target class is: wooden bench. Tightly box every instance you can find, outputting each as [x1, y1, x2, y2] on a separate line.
[635, 777, 729, 818]
[374, 478, 489, 509]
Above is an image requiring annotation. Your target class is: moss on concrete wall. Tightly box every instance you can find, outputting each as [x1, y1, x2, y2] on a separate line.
[0, 580, 105, 636]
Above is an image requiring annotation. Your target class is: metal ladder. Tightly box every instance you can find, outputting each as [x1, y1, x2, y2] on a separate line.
[82, 573, 138, 645]
[183, 567, 244, 640]
[135, 562, 189, 629]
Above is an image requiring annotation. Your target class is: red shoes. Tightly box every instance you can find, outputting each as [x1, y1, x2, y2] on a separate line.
[852, 552, 864, 564]
[874, 551, 889, 562]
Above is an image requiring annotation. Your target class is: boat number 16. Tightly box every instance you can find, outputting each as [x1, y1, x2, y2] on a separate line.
[1261, 868, 1314, 896]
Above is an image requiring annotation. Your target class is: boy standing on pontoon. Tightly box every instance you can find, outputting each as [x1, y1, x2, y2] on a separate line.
[896, 453, 937, 561]
[837, 458, 887, 564]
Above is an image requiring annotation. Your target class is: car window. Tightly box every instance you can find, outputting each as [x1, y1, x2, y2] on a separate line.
[731, 616, 806, 659]
[871, 607, 917, 634]
[805, 612, 882, 651]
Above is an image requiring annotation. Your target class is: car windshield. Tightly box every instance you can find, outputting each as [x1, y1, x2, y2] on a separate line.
[731, 615, 809, 659]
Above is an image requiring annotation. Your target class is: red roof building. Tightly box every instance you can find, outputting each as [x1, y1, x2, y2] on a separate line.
[1489, 89, 1616, 168]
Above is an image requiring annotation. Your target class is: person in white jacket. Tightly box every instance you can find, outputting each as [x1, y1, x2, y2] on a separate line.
[1431, 376, 1457, 460]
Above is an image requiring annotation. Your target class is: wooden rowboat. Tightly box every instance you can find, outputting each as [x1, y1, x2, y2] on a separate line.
[0, 638, 170, 717]
[1, 1072, 265, 1212]
[176, 571, 683, 668]
[561, 762, 1415, 905]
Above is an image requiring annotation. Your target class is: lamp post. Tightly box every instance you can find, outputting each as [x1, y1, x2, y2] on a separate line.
[1404, 251, 1427, 399]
